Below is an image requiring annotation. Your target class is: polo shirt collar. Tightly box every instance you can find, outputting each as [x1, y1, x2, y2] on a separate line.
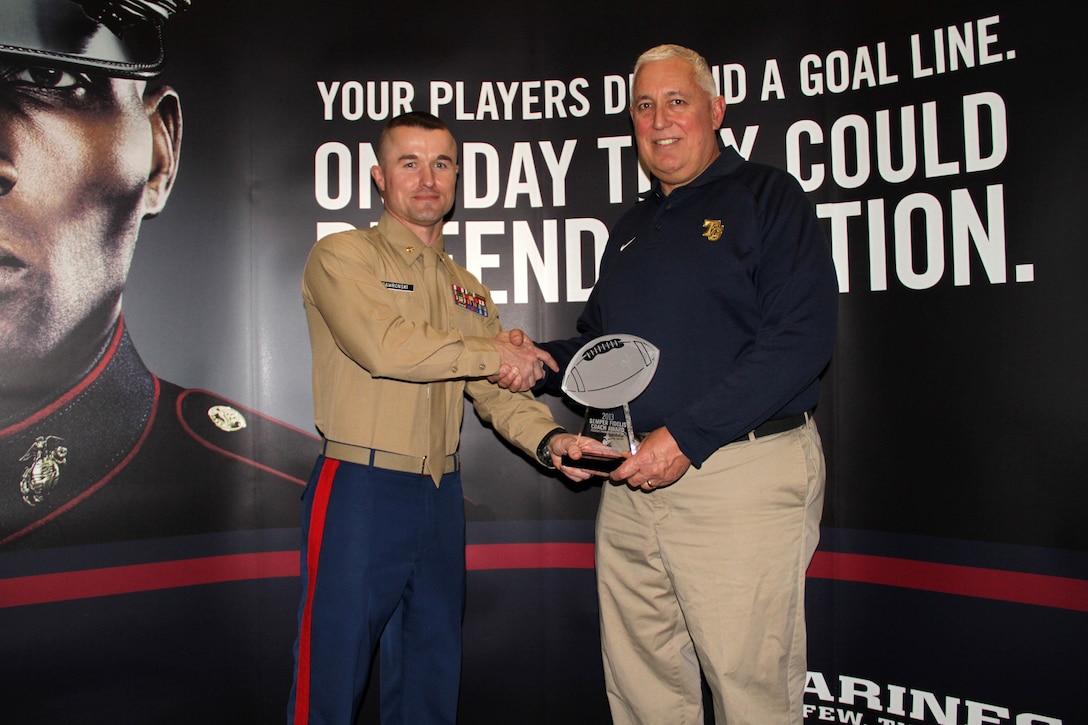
[644, 143, 746, 201]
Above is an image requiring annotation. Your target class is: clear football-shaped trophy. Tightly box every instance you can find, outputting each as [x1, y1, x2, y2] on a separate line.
[560, 334, 660, 472]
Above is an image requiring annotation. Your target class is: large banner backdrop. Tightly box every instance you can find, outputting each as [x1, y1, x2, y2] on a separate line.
[2, 1, 1085, 723]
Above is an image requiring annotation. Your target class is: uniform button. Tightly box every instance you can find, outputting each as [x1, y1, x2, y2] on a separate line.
[451, 365, 459, 373]
[478, 363, 487, 370]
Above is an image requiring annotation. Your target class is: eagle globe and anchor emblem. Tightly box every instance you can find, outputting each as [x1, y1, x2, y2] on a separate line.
[19, 436, 68, 506]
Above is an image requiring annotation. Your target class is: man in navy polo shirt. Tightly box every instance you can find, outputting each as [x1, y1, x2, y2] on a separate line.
[525, 44, 838, 724]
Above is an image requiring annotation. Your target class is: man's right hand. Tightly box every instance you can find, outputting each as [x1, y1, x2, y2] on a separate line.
[489, 329, 558, 392]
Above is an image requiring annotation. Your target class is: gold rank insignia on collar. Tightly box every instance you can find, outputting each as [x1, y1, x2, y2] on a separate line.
[19, 435, 68, 506]
[702, 219, 724, 242]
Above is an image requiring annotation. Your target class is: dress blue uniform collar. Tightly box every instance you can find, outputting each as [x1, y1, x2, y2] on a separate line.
[0, 321, 156, 547]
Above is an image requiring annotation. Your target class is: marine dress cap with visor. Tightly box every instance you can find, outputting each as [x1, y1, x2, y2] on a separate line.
[0, 0, 190, 79]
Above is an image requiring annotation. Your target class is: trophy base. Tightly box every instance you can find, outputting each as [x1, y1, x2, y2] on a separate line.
[560, 451, 625, 472]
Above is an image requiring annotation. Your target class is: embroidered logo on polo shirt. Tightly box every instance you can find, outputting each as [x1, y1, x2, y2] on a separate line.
[382, 281, 414, 292]
[451, 284, 488, 317]
[702, 219, 724, 242]
[19, 436, 68, 506]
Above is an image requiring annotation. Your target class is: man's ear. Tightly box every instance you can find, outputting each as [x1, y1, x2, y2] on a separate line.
[142, 85, 182, 219]
[711, 94, 726, 129]
[370, 164, 385, 195]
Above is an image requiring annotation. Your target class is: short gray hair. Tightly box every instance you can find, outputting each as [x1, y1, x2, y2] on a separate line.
[632, 44, 718, 99]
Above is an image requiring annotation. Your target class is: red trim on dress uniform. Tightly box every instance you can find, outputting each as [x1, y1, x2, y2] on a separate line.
[0, 377, 161, 548]
[174, 388, 314, 487]
[0, 319, 125, 436]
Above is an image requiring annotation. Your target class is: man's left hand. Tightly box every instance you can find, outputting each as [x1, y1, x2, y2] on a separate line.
[549, 434, 619, 482]
[611, 427, 691, 491]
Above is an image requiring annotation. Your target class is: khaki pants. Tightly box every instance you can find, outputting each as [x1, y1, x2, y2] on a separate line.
[596, 419, 825, 725]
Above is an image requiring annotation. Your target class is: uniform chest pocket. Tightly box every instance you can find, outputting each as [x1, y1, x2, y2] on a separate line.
[448, 284, 491, 321]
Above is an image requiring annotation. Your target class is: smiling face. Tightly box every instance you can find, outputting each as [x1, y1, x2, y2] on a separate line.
[0, 63, 180, 407]
[630, 56, 726, 196]
[371, 125, 459, 246]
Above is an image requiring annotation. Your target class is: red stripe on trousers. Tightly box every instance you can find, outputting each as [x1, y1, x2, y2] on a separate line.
[293, 458, 339, 725]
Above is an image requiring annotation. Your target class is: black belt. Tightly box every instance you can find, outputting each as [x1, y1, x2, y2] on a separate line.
[730, 413, 809, 445]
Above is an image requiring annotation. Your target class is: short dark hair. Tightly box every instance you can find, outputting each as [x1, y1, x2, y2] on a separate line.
[377, 111, 453, 162]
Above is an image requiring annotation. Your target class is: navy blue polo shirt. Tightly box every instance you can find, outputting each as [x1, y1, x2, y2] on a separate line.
[542, 145, 838, 466]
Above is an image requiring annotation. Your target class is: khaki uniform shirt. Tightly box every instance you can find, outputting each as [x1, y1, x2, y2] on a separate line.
[302, 213, 558, 480]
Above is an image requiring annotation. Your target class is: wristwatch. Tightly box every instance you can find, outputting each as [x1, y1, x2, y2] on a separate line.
[536, 427, 567, 468]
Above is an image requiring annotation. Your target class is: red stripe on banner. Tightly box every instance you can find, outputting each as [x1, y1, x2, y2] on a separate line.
[807, 552, 1088, 612]
[2, 546, 1085, 614]
[293, 458, 338, 725]
[0, 551, 299, 608]
[465, 542, 595, 570]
